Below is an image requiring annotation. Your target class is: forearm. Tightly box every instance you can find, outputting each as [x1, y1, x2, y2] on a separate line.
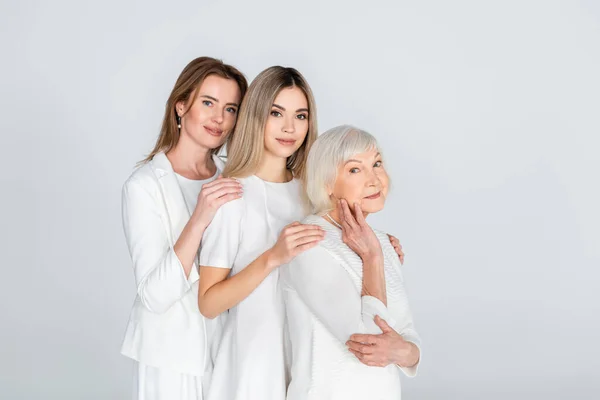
[173, 214, 207, 279]
[361, 254, 387, 306]
[198, 251, 273, 318]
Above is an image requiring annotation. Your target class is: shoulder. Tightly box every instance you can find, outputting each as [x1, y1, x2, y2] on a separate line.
[122, 162, 157, 195]
[210, 196, 246, 228]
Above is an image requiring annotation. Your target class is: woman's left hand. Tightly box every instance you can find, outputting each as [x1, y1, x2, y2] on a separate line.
[387, 234, 404, 265]
[346, 316, 419, 368]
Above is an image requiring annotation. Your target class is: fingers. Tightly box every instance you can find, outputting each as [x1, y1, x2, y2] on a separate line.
[215, 192, 243, 207]
[374, 315, 393, 333]
[348, 334, 378, 345]
[284, 224, 323, 236]
[288, 227, 324, 242]
[340, 199, 358, 230]
[202, 177, 238, 188]
[293, 241, 320, 254]
[354, 202, 367, 226]
[292, 234, 325, 248]
[388, 234, 405, 265]
[346, 340, 375, 354]
[348, 349, 386, 367]
[202, 180, 243, 196]
[206, 185, 243, 201]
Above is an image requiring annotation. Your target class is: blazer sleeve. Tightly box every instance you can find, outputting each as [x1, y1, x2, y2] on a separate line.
[121, 177, 192, 314]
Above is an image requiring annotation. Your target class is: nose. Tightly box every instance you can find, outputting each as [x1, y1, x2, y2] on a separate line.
[365, 168, 380, 187]
[212, 108, 224, 124]
[282, 116, 295, 134]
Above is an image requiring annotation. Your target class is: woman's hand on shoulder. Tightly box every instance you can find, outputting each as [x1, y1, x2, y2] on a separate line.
[387, 234, 405, 265]
[265, 222, 325, 269]
[192, 176, 243, 228]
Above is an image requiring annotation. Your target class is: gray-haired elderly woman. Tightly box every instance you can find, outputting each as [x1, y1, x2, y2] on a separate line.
[281, 125, 421, 400]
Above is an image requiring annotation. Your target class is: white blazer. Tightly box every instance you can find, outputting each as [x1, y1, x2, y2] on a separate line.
[120, 151, 225, 376]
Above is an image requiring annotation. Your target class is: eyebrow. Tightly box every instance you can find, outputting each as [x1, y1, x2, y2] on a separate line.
[272, 104, 309, 113]
[344, 153, 381, 165]
[200, 94, 239, 107]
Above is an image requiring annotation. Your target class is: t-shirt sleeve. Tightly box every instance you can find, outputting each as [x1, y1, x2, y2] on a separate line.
[198, 197, 244, 269]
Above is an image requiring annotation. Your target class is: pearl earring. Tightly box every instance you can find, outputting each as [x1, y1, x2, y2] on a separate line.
[177, 115, 181, 129]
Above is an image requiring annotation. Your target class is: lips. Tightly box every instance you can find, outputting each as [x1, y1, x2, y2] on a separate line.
[364, 191, 381, 200]
[276, 138, 297, 146]
[204, 126, 223, 137]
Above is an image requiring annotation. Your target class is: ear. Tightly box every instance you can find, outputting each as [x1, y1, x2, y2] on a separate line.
[175, 100, 186, 117]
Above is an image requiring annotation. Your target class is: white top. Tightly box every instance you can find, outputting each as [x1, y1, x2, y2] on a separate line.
[199, 175, 307, 400]
[281, 214, 421, 400]
[175, 171, 218, 215]
[174, 170, 226, 375]
[121, 152, 226, 377]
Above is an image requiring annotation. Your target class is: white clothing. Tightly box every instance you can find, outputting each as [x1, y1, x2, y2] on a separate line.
[133, 363, 203, 400]
[121, 152, 225, 388]
[199, 175, 307, 400]
[281, 214, 422, 400]
[175, 171, 218, 216]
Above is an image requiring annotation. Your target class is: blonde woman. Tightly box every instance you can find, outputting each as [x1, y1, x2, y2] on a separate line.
[281, 126, 421, 400]
[196, 66, 322, 400]
[121, 57, 247, 400]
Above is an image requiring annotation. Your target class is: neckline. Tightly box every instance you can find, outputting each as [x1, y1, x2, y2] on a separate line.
[252, 174, 297, 185]
[175, 169, 218, 183]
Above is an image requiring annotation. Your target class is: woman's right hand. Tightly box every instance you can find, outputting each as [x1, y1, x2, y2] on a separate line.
[338, 199, 382, 262]
[192, 176, 243, 228]
[266, 222, 325, 269]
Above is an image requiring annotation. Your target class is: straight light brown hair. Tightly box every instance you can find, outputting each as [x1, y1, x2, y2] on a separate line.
[222, 66, 318, 182]
[141, 57, 248, 163]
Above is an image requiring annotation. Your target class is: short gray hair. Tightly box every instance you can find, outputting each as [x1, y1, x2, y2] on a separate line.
[306, 125, 381, 214]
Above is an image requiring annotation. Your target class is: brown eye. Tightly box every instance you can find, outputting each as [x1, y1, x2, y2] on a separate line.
[374, 160, 382, 167]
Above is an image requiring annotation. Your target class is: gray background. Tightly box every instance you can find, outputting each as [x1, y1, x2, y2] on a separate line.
[1, 0, 599, 399]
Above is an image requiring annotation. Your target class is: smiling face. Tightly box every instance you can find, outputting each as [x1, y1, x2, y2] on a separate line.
[263, 86, 310, 160]
[330, 148, 389, 214]
[176, 74, 242, 150]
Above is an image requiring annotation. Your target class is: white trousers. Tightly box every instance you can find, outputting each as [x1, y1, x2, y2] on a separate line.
[133, 363, 203, 400]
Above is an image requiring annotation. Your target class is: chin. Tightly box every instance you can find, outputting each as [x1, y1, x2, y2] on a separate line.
[270, 146, 300, 159]
[199, 135, 227, 149]
[360, 199, 386, 214]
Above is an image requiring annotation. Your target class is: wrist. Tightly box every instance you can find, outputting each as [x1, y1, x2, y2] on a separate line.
[190, 211, 209, 231]
[262, 249, 279, 271]
[361, 251, 383, 265]
[395, 341, 419, 367]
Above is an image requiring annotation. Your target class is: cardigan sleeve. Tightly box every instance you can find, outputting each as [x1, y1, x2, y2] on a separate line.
[282, 246, 397, 343]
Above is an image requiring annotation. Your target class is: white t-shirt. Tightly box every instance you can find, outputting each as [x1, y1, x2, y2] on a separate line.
[199, 175, 308, 400]
[175, 171, 218, 216]
[174, 168, 223, 385]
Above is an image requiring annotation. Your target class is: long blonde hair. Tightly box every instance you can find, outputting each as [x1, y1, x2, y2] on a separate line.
[223, 66, 318, 181]
[141, 57, 248, 164]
